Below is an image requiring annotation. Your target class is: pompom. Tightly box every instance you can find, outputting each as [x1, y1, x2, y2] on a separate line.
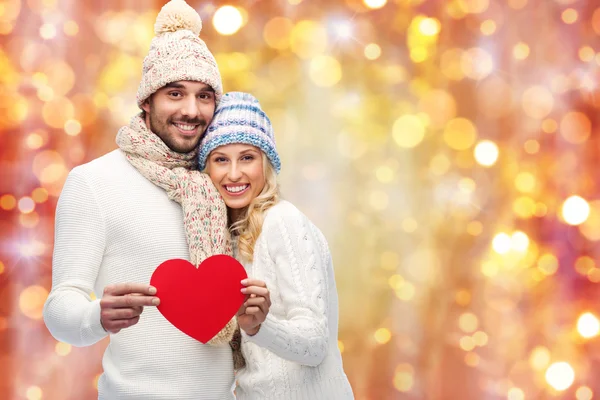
[154, 0, 202, 36]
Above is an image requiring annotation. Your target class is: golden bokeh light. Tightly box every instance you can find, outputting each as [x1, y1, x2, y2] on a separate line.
[538, 253, 559, 276]
[576, 386, 593, 400]
[364, 43, 381, 60]
[19, 285, 49, 320]
[374, 328, 392, 344]
[418, 89, 456, 129]
[443, 118, 477, 150]
[492, 233, 512, 254]
[290, 20, 328, 59]
[529, 346, 551, 371]
[562, 196, 590, 226]
[522, 86, 554, 119]
[393, 115, 426, 148]
[545, 362, 575, 391]
[507, 387, 525, 400]
[263, 17, 293, 50]
[577, 312, 600, 339]
[0, 194, 17, 210]
[363, 0, 387, 9]
[309, 55, 342, 87]
[459, 312, 479, 333]
[560, 111, 591, 144]
[473, 140, 499, 167]
[393, 364, 414, 392]
[480, 19, 496, 35]
[561, 8, 578, 24]
[212, 6, 244, 35]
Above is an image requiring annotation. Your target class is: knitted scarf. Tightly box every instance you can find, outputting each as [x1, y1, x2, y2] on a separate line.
[116, 114, 244, 364]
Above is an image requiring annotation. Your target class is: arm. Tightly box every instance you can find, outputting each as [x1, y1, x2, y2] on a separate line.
[244, 208, 329, 367]
[42, 170, 108, 347]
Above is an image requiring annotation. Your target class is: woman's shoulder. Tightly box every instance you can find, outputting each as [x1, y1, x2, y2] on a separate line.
[264, 200, 306, 223]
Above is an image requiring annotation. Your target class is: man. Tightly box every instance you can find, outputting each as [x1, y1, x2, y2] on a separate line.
[42, 1, 270, 399]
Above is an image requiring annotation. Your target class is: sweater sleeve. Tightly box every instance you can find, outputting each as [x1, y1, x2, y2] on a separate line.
[243, 206, 329, 367]
[42, 169, 109, 347]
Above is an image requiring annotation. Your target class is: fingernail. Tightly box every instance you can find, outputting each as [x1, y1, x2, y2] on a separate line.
[241, 288, 247, 293]
[152, 298, 160, 306]
[148, 287, 157, 295]
[241, 279, 248, 285]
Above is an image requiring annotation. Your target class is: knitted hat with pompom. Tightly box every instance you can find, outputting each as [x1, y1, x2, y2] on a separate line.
[136, 0, 223, 108]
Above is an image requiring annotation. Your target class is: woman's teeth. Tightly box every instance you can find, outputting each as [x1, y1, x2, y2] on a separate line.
[226, 185, 249, 193]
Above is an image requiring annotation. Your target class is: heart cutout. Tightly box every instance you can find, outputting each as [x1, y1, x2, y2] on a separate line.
[150, 255, 247, 343]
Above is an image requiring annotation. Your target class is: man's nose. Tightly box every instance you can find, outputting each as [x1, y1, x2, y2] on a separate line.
[180, 97, 199, 119]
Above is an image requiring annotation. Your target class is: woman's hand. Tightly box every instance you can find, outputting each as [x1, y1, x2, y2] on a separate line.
[237, 279, 271, 335]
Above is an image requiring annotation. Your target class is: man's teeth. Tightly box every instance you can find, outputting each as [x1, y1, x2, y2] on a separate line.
[226, 185, 248, 193]
[175, 123, 197, 131]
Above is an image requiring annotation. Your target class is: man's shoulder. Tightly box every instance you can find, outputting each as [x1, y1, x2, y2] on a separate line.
[70, 149, 128, 178]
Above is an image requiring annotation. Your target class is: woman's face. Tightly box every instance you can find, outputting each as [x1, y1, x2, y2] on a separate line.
[206, 144, 266, 210]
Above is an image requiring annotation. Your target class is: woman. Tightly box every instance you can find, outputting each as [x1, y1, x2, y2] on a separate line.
[198, 92, 354, 399]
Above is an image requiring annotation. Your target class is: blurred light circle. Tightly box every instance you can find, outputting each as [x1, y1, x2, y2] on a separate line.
[562, 195, 590, 225]
[522, 86, 554, 119]
[577, 312, 600, 339]
[290, 20, 328, 59]
[19, 285, 48, 320]
[263, 17, 293, 50]
[474, 140, 499, 167]
[560, 111, 591, 144]
[492, 233, 511, 254]
[309, 55, 342, 87]
[363, 0, 387, 9]
[42, 97, 75, 129]
[393, 115, 425, 148]
[443, 118, 477, 150]
[461, 47, 493, 80]
[212, 6, 244, 35]
[580, 200, 600, 241]
[418, 89, 456, 128]
[545, 362, 575, 391]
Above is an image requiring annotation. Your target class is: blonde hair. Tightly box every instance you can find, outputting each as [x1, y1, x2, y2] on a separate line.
[229, 154, 280, 262]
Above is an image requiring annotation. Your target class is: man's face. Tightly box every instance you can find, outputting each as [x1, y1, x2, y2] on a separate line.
[141, 81, 216, 154]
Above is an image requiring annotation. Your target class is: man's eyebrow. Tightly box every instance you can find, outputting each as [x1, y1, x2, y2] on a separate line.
[164, 82, 186, 89]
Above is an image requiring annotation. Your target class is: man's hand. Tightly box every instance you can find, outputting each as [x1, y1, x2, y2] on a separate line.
[100, 283, 160, 334]
[237, 279, 271, 336]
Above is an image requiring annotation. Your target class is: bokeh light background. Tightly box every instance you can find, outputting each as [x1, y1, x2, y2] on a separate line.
[1, 0, 600, 398]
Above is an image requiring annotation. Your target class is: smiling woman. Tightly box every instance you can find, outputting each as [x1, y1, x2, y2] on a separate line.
[197, 92, 355, 399]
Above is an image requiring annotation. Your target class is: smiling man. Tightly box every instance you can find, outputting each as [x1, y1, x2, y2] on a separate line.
[42, 1, 270, 399]
[142, 81, 216, 153]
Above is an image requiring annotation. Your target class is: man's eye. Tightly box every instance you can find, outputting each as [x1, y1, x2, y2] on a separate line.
[169, 92, 182, 98]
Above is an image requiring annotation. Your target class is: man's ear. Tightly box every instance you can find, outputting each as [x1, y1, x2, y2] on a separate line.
[141, 98, 151, 113]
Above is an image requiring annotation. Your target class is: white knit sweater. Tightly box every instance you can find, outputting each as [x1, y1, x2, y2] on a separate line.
[234, 201, 354, 400]
[43, 150, 235, 400]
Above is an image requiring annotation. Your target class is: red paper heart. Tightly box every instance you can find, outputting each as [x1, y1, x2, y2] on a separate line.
[150, 255, 247, 343]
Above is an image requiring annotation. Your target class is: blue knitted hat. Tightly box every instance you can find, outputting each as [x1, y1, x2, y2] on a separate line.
[197, 92, 281, 173]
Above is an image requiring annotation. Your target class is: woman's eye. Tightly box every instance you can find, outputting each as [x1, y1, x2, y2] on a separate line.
[242, 155, 254, 161]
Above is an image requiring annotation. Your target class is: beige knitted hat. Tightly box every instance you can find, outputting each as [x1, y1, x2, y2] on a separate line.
[136, 0, 223, 108]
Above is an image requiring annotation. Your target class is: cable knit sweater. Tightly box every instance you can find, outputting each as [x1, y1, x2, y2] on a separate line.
[43, 150, 235, 400]
[234, 201, 354, 400]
